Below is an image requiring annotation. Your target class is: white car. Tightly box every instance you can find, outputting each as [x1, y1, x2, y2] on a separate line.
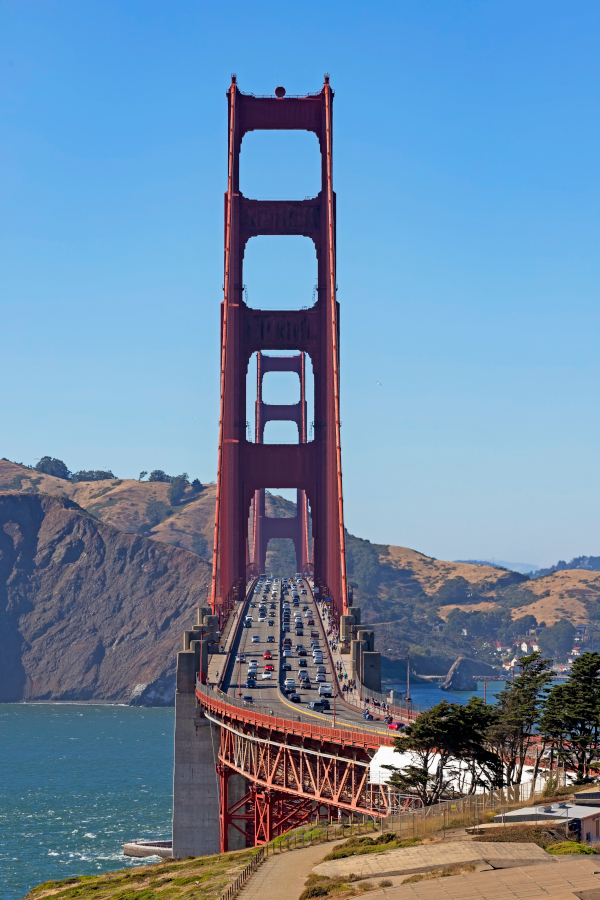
[258, 615, 266, 622]
[318, 683, 333, 697]
[261, 672, 273, 680]
[282, 649, 292, 658]
[252, 635, 260, 643]
[316, 673, 326, 682]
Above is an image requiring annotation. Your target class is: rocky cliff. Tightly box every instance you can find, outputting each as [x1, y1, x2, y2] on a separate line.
[0, 492, 209, 705]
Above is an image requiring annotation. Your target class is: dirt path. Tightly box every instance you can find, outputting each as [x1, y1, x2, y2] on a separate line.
[237, 841, 342, 900]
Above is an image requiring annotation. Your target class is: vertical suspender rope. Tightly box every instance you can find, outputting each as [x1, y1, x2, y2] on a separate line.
[211, 81, 236, 613]
[324, 82, 348, 614]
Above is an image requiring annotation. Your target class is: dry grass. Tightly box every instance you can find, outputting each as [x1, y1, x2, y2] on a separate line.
[24, 848, 259, 900]
[401, 863, 477, 884]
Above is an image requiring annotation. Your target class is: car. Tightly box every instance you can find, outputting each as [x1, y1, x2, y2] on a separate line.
[289, 693, 302, 703]
[316, 665, 326, 673]
[295, 628, 304, 634]
[261, 672, 273, 680]
[283, 650, 292, 657]
[263, 652, 273, 659]
[284, 677, 295, 686]
[267, 634, 275, 642]
[282, 626, 290, 632]
[298, 659, 308, 667]
[258, 616, 266, 623]
[252, 635, 260, 643]
[310, 631, 319, 638]
[302, 605, 309, 611]
[244, 680, 256, 688]
[297, 648, 307, 656]
[283, 638, 292, 645]
[295, 643, 305, 650]
[242, 695, 254, 702]
[269, 603, 276, 609]
[282, 662, 291, 671]
[307, 619, 315, 625]
[264, 664, 274, 671]
[313, 652, 323, 660]
[235, 653, 246, 663]
[316, 673, 326, 682]
[301, 589, 307, 594]
[318, 683, 333, 697]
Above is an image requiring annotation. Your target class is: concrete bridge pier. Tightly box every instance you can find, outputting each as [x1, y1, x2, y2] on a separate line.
[172, 650, 220, 858]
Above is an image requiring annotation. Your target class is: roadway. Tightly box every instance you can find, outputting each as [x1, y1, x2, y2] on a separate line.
[218, 575, 392, 736]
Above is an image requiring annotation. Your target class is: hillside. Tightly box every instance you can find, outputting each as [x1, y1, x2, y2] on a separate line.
[0, 458, 293, 564]
[0, 492, 210, 704]
[2, 457, 599, 677]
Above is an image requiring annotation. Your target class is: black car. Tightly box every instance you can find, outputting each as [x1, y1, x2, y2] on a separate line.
[297, 648, 307, 656]
[283, 639, 292, 647]
[282, 662, 292, 671]
[267, 635, 275, 642]
[289, 693, 302, 703]
[242, 695, 254, 702]
[298, 659, 307, 667]
[309, 700, 326, 711]
[244, 679, 256, 688]
[268, 620, 275, 627]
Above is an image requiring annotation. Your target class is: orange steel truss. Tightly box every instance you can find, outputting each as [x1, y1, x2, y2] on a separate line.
[197, 683, 417, 851]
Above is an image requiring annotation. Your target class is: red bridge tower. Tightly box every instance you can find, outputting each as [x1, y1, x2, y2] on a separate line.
[210, 75, 348, 622]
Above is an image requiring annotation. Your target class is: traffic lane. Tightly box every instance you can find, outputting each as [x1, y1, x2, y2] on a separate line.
[231, 580, 282, 703]
[279, 583, 333, 708]
[282, 586, 386, 729]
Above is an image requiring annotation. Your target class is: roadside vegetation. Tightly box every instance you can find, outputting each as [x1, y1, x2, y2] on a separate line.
[24, 847, 259, 900]
[386, 651, 600, 800]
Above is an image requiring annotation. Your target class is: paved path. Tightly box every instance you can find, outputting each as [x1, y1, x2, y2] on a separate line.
[349, 856, 600, 900]
[237, 841, 342, 900]
[313, 841, 550, 879]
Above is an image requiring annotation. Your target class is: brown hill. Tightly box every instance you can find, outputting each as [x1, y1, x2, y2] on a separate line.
[0, 492, 209, 705]
[0, 459, 293, 564]
[2, 458, 599, 675]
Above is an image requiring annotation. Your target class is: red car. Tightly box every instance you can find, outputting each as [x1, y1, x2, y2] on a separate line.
[263, 652, 273, 660]
[264, 664, 275, 672]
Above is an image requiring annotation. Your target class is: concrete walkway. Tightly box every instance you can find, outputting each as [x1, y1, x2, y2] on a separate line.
[312, 841, 550, 880]
[346, 856, 600, 900]
[236, 841, 342, 900]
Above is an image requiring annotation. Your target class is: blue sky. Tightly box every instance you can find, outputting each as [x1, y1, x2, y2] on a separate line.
[1, 0, 599, 566]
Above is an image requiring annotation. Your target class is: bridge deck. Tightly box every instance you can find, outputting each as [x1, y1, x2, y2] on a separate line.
[205, 577, 394, 741]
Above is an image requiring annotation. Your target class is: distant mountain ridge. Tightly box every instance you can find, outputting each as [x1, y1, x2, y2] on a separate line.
[2, 457, 600, 686]
[455, 559, 540, 575]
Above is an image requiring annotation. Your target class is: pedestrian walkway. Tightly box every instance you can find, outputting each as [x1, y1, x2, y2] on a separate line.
[237, 840, 344, 900]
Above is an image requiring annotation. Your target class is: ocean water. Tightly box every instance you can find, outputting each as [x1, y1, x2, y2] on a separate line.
[0, 704, 174, 900]
[388, 680, 507, 709]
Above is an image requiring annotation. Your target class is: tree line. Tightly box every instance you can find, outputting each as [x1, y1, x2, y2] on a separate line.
[33, 457, 203, 500]
[386, 651, 600, 804]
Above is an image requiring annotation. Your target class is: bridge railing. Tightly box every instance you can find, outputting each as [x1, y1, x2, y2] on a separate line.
[196, 678, 393, 748]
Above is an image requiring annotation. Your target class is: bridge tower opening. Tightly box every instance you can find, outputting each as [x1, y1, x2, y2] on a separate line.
[210, 74, 347, 623]
[249, 351, 312, 578]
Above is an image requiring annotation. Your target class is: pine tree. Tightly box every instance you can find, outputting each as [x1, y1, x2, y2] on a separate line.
[539, 652, 600, 782]
[487, 652, 553, 786]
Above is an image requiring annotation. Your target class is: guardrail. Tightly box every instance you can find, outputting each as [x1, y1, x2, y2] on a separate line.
[197, 679, 392, 749]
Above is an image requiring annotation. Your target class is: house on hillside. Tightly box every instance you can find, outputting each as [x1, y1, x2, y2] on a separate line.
[519, 640, 539, 654]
